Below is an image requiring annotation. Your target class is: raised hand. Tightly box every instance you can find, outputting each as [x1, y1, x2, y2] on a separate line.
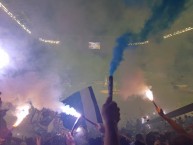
[66, 132, 76, 145]
[102, 97, 120, 145]
[95, 123, 105, 133]
[102, 97, 120, 125]
[156, 107, 166, 119]
[36, 136, 41, 145]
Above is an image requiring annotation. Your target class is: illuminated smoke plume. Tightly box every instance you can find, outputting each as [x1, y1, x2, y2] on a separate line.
[0, 72, 64, 111]
[109, 0, 186, 75]
[0, 70, 81, 125]
[119, 70, 148, 100]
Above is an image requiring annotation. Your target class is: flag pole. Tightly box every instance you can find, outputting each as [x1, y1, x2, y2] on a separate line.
[81, 115, 97, 126]
[71, 117, 81, 135]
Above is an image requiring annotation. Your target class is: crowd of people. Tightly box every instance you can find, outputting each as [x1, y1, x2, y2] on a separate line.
[121, 112, 193, 136]
[0, 96, 193, 145]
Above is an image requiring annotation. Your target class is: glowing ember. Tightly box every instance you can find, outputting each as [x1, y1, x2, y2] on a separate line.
[145, 89, 153, 101]
[0, 48, 9, 69]
[60, 105, 81, 118]
[13, 104, 31, 127]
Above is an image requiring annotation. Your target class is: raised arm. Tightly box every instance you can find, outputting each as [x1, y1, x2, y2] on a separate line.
[66, 132, 76, 145]
[156, 107, 187, 135]
[102, 97, 120, 145]
[36, 136, 41, 145]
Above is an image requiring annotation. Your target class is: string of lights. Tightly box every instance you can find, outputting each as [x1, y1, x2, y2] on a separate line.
[128, 40, 149, 46]
[0, 2, 31, 34]
[128, 26, 193, 46]
[0, 2, 60, 45]
[39, 38, 60, 44]
[163, 27, 193, 39]
[0, 2, 192, 46]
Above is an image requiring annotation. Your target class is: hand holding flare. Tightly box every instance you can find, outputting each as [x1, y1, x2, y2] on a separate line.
[145, 89, 193, 139]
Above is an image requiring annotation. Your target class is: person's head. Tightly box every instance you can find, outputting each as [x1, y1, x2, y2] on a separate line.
[0, 109, 7, 117]
[170, 134, 193, 145]
[50, 135, 66, 145]
[135, 133, 144, 142]
[42, 110, 50, 117]
[25, 137, 36, 145]
[120, 135, 131, 145]
[146, 132, 161, 145]
[89, 137, 103, 145]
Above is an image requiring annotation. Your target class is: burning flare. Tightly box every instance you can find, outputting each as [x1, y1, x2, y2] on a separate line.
[13, 104, 31, 127]
[145, 89, 153, 101]
[60, 105, 81, 118]
[145, 89, 159, 109]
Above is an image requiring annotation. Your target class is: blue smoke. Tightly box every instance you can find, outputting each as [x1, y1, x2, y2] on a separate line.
[140, 0, 187, 40]
[109, 33, 134, 75]
[109, 0, 187, 75]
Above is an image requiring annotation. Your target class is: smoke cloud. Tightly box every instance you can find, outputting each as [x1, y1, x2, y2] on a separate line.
[119, 70, 148, 100]
[0, 27, 67, 112]
[0, 72, 64, 111]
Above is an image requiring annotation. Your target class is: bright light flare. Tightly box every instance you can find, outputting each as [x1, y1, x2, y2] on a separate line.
[75, 126, 85, 137]
[13, 104, 31, 127]
[141, 118, 145, 124]
[145, 89, 153, 101]
[76, 127, 82, 133]
[60, 105, 81, 118]
[0, 48, 9, 69]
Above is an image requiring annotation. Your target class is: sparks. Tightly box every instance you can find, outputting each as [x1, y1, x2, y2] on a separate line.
[13, 104, 31, 127]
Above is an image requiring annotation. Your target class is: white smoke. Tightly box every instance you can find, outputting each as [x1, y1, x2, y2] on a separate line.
[0, 72, 64, 111]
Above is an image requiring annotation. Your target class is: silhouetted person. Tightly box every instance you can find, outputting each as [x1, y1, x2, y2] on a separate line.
[146, 131, 162, 145]
[134, 134, 145, 145]
[170, 134, 193, 145]
[0, 109, 11, 145]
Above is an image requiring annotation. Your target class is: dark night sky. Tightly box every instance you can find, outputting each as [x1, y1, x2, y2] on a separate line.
[0, 0, 193, 126]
